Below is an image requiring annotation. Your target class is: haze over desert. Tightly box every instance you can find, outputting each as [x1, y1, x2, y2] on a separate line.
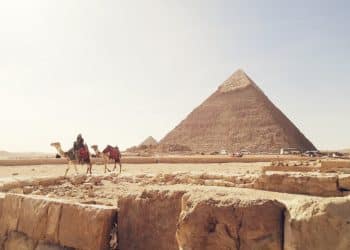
[1, 1, 350, 250]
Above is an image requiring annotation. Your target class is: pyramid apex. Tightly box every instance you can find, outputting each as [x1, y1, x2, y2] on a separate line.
[218, 69, 254, 93]
[234, 68, 247, 74]
[140, 136, 158, 146]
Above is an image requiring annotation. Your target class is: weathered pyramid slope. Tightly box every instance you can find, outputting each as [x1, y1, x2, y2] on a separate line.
[140, 136, 158, 147]
[159, 69, 316, 153]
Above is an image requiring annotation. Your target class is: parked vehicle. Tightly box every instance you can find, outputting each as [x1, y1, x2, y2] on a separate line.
[303, 150, 321, 157]
[220, 149, 228, 155]
[280, 148, 301, 155]
[233, 152, 243, 157]
[240, 149, 251, 155]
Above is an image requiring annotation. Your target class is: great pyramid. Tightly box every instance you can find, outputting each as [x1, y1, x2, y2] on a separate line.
[159, 69, 316, 153]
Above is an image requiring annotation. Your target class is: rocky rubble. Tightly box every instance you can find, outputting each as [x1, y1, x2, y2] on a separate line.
[3, 170, 350, 204]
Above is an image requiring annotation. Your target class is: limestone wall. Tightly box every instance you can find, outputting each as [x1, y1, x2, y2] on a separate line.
[0, 194, 117, 250]
[284, 197, 350, 250]
[132, 171, 348, 197]
[321, 160, 350, 173]
[117, 190, 185, 250]
[255, 172, 343, 196]
[117, 189, 350, 250]
[176, 193, 285, 250]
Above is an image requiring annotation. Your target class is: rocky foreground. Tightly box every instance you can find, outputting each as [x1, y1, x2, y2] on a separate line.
[0, 161, 350, 250]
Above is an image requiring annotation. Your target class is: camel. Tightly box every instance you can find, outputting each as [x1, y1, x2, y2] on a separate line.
[50, 142, 92, 176]
[91, 145, 122, 173]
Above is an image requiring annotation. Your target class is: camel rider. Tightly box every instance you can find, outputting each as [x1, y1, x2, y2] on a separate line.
[73, 134, 88, 161]
[73, 134, 85, 151]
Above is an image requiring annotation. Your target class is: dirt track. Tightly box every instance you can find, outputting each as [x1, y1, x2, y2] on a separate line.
[0, 154, 310, 166]
[0, 162, 266, 179]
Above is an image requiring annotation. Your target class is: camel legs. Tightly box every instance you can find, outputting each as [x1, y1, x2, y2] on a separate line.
[114, 160, 122, 173]
[104, 156, 111, 173]
[64, 166, 69, 177]
[74, 163, 78, 174]
[111, 159, 121, 173]
[86, 163, 92, 175]
[65, 161, 78, 177]
[104, 162, 111, 173]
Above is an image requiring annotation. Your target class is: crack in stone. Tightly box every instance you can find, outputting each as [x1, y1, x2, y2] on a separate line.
[56, 204, 63, 246]
[15, 196, 24, 232]
[224, 224, 234, 240]
[236, 217, 243, 250]
[281, 208, 286, 250]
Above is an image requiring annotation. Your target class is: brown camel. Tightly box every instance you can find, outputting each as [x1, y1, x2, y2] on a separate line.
[51, 142, 92, 176]
[91, 145, 122, 173]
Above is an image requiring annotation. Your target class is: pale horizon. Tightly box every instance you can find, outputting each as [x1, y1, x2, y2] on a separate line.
[1, 1, 349, 152]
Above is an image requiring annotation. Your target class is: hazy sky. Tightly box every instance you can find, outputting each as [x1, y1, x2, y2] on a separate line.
[1, 0, 349, 152]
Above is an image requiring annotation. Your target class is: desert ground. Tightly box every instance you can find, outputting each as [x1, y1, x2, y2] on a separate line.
[0, 162, 265, 178]
[0, 161, 266, 206]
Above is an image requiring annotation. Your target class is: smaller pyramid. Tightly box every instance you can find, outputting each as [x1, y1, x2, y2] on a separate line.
[140, 136, 158, 147]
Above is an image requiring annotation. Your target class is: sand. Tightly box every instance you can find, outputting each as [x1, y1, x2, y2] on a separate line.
[0, 162, 266, 179]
